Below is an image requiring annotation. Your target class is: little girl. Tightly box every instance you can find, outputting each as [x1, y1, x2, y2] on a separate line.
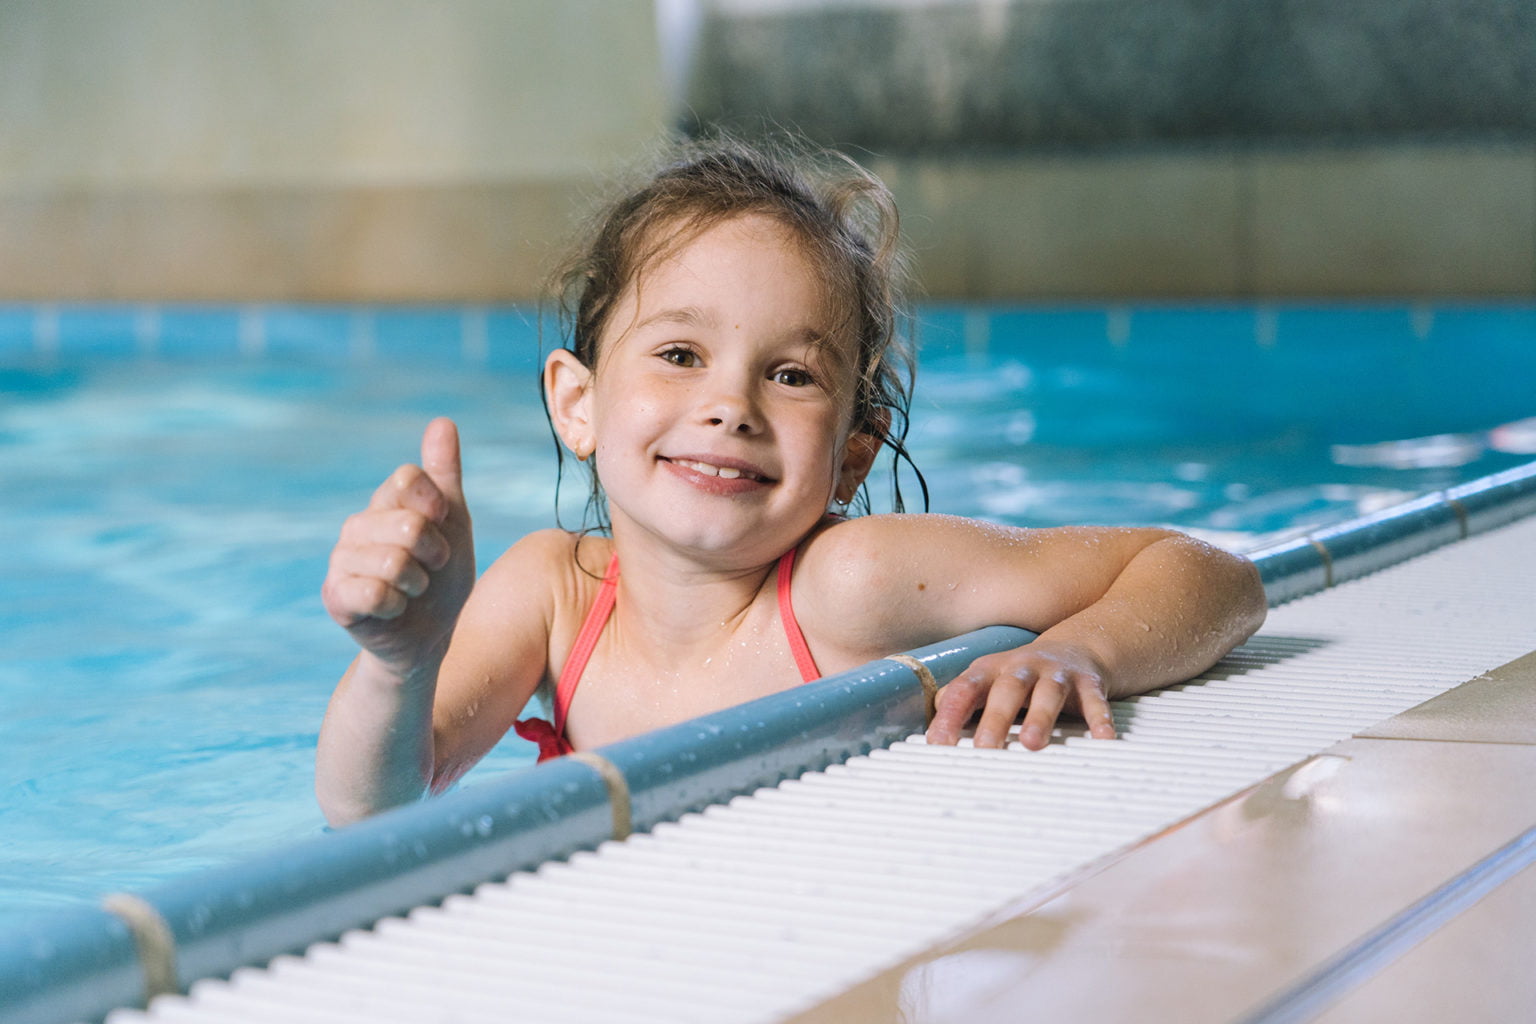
[315, 139, 1266, 826]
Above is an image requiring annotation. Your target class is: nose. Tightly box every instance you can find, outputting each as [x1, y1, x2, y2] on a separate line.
[698, 375, 762, 435]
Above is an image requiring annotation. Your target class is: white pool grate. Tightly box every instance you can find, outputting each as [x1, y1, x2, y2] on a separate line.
[111, 515, 1536, 1024]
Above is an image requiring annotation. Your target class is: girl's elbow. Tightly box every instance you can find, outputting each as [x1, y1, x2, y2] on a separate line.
[314, 764, 432, 828]
[316, 784, 427, 828]
[316, 784, 371, 829]
[1169, 535, 1267, 636]
[1231, 554, 1268, 635]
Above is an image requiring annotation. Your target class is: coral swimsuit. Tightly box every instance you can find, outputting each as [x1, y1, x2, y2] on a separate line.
[512, 548, 823, 762]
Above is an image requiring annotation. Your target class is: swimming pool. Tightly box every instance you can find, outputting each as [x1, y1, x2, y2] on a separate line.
[2, 301, 1533, 926]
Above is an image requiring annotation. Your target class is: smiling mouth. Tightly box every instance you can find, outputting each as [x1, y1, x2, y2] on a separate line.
[665, 457, 773, 483]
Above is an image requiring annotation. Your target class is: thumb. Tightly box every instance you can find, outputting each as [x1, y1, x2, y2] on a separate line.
[421, 417, 466, 508]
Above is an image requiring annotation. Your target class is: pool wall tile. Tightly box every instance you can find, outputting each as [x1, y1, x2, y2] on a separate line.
[262, 307, 356, 362]
[372, 308, 466, 364]
[156, 307, 244, 359]
[1433, 304, 1536, 348]
[53, 307, 141, 358]
[1125, 306, 1259, 349]
[912, 306, 976, 363]
[1268, 305, 1421, 349]
[988, 307, 1117, 356]
[485, 307, 545, 372]
[0, 306, 34, 357]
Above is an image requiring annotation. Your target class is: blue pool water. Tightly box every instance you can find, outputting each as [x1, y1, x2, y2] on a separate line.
[2, 302, 1533, 925]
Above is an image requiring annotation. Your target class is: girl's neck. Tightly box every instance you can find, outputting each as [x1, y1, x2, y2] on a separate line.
[603, 531, 781, 649]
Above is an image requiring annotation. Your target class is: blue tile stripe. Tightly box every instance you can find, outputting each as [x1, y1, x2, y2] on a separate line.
[0, 304, 549, 371]
[0, 302, 1531, 369]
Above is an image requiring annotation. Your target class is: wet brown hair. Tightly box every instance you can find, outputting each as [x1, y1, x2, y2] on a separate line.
[546, 135, 926, 531]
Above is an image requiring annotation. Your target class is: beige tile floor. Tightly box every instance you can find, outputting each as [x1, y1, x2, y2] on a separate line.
[789, 652, 1536, 1024]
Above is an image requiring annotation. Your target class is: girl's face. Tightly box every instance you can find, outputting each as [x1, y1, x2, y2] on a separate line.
[546, 214, 879, 565]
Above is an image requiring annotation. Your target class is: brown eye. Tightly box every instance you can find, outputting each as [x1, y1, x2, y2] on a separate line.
[773, 367, 813, 387]
[660, 347, 698, 367]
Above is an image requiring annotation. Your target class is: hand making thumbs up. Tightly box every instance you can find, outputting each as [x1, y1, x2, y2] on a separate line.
[321, 418, 477, 675]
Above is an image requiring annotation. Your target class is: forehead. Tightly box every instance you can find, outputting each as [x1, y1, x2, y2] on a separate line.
[660, 213, 811, 274]
[597, 213, 852, 353]
[641, 213, 823, 294]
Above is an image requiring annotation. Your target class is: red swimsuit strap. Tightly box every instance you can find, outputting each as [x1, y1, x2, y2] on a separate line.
[777, 546, 822, 683]
[551, 554, 620, 736]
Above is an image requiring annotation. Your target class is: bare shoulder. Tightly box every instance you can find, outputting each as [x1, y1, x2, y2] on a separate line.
[458, 531, 608, 649]
[798, 513, 981, 587]
[480, 527, 590, 579]
[444, 529, 572, 665]
[468, 527, 615, 640]
[791, 514, 1028, 647]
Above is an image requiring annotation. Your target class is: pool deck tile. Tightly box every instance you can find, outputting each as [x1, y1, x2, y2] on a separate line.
[785, 652, 1536, 1024]
[1310, 857, 1536, 1024]
[1356, 649, 1536, 745]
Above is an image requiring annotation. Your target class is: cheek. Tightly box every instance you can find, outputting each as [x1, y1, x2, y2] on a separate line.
[797, 413, 851, 481]
[592, 379, 659, 432]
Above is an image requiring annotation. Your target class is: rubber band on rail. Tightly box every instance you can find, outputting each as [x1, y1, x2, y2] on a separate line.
[885, 654, 940, 724]
[568, 751, 632, 841]
[101, 893, 178, 1006]
[1446, 495, 1470, 539]
[1306, 537, 1335, 589]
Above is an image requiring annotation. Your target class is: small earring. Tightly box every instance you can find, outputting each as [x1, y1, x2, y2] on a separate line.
[574, 441, 592, 462]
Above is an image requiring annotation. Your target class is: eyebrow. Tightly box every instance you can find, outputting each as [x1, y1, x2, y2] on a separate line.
[633, 305, 717, 332]
[635, 306, 830, 347]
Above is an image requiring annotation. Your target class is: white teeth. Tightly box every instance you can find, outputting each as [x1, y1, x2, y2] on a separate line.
[674, 458, 756, 481]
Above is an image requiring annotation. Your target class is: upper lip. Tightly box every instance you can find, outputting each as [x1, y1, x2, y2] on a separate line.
[662, 453, 776, 482]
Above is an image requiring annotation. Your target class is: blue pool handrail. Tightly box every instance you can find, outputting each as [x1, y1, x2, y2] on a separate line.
[1246, 460, 1536, 605]
[4, 457, 1534, 1024]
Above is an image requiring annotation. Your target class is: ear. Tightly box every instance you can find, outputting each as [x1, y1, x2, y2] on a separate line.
[834, 410, 888, 504]
[544, 348, 596, 459]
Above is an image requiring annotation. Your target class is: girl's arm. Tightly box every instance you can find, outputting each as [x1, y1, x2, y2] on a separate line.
[928, 527, 1265, 750]
[314, 420, 552, 826]
[806, 516, 1267, 750]
[316, 532, 562, 826]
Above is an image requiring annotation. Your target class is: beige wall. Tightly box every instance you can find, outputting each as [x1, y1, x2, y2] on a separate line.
[1, 0, 665, 189]
[879, 142, 1536, 300]
[0, 0, 667, 300]
[2, 1, 1530, 301]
